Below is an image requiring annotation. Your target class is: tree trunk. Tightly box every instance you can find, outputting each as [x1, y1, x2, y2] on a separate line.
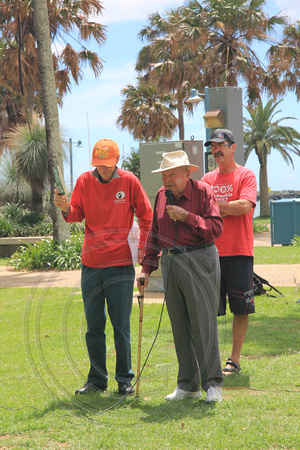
[25, 75, 36, 114]
[31, 187, 44, 213]
[32, 0, 70, 243]
[259, 161, 270, 217]
[177, 99, 185, 141]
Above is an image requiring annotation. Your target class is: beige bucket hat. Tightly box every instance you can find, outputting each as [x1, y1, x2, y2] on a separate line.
[152, 150, 199, 173]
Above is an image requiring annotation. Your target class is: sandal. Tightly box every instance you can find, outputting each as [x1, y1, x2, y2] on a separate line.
[223, 357, 241, 375]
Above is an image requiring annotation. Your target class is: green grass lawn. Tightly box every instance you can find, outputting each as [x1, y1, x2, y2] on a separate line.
[2, 243, 300, 268]
[254, 245, 300, 264]
[0, 286, 299, 449]
[0, 257, 9, 266]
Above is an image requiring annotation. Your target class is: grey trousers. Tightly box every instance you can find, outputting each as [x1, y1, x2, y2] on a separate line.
[161, 245, 224, 392]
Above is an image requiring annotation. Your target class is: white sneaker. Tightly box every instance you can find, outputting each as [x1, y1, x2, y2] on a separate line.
[165, 387, 201, 401]
[205, 385, 222, 403]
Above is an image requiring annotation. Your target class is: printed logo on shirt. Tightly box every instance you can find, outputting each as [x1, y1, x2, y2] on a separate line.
[211, 183, 233, 202]
[115, 191, 126, 203]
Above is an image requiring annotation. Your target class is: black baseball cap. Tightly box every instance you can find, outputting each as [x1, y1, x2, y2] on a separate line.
[204, 129, 235, 147]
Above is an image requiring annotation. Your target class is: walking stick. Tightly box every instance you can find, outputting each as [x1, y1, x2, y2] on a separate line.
[136, 277, 145, 397]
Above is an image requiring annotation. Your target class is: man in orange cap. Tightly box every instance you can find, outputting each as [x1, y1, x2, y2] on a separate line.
[54, 139, 152, 396]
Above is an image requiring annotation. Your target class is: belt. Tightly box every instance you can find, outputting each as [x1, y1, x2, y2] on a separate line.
[162, 242, 214, 256]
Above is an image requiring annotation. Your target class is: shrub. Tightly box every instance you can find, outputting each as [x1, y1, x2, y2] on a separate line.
[0, 202, 85, 238]
[253, 222, 269, 233]
[291, 235, 300, 246]
[0, 217, 13, 237]
[9, 239, 56, 270]
[53, 233, 83, 270]
[0, 202, 52, 237]
[9, 233, 83, 271]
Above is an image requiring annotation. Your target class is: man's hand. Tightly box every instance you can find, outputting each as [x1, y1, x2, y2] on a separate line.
[136, 273, 149, 293]
[166, 205, 189, 222]
[54, 189, 69, 213]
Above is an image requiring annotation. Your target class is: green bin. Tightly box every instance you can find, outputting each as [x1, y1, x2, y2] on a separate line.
[270, 199, 300, 245]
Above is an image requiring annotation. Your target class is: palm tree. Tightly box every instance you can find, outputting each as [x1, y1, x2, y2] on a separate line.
[0, 0, 106, 141]
[116, 77, 179, 142]
[266, 20, 300, 101]
[180, 0, 287, 103]
[32, 0, 70, 242]
[5, 113, 48, 213]
[122, 148, 140, 179]
[244, 99, 300, 217]
[135, 1, 286, 142]
[136, 9, 196, 140]
[0, 151, 31, 205]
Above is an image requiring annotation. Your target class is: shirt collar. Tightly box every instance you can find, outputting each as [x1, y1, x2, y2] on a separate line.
[91, 167, 120, 183]
[178, 179, 192, 201]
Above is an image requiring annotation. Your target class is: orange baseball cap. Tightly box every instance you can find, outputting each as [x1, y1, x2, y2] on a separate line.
[91, 139, 120, 167]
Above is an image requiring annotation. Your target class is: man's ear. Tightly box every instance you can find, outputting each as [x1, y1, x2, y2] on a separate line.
[116, 155, 120, 164]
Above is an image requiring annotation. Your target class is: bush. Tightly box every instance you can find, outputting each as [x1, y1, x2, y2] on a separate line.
[291, 235, 300, 246]
[9, 233, 83, 271]
[53, 233, 83, 270]
[0, 203, 52, 237]
[0, 202, 85, 237]
[253, 222, 269, 233]
[0, 217, 13, 237]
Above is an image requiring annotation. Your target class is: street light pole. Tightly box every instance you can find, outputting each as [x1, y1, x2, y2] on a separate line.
[69, 138, 73, 193]
[69, 138, 83, 193]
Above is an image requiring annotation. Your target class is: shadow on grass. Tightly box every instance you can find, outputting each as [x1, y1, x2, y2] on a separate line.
[32, 391, 137, 417]
[31, 390, 221, 424]
[129, 397, 220, 423]
[222, 372, 251, 390]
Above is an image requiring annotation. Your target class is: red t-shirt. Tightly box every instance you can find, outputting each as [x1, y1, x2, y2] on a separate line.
[202, 166, 257, 257]
[63, 168, 153, 268]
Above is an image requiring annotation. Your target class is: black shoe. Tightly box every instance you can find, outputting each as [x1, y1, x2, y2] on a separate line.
[75, 381, 106, 395]
[118, 382, 135, 396]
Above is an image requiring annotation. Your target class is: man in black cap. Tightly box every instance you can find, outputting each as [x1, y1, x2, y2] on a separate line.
[202, 129, 257, 376]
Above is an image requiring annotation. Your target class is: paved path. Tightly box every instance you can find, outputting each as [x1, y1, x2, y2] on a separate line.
[0, 232, 299, 302]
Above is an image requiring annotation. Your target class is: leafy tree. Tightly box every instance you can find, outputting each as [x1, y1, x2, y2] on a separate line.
[0, 0, 106, 145]
[117, 77, 178, 141]
[122, 148, 140, 179]
[244, 99, 300, 217]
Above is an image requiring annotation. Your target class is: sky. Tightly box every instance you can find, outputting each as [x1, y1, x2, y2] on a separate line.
[58, 0, 300, 193]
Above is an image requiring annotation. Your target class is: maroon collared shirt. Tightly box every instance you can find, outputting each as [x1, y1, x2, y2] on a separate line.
[141, 179, 223, 275]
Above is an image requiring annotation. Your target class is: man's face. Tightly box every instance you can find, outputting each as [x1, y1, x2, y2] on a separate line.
[96, 156, 119, 182]
[96, 165, 116, 182]
[161, 166, 190, 198]
[210, 141, 235, 163]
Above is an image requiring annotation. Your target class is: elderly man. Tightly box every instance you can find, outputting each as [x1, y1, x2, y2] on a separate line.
[54, 138, 152, 396]
[202, 129, 257, 376]
[137, 150, 224, 403]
